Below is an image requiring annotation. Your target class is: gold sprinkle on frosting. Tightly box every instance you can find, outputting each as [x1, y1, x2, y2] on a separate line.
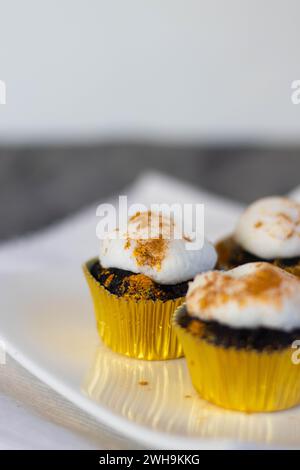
[187, 262, 300, 322]
[125, 211, 174, 271]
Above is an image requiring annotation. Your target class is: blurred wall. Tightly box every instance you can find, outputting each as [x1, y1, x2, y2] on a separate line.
[0, 0, 300, 145]
[1, 149, 299, 241]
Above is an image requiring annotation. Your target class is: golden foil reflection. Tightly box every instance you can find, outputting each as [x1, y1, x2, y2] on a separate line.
[82, 344, 300, 447]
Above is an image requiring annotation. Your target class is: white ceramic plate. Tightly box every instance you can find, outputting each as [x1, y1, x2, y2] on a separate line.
[1, 268, 300, 449]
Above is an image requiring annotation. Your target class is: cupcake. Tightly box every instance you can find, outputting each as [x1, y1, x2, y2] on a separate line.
[84, 210, 217, 360]
[216, 197, 300, 276]
[174, 262, 300, 412]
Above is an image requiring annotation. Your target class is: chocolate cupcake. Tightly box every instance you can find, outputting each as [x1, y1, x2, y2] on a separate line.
[216, 197, 300, 277]
[84, 210, 217, 360]
[174, 262, 300, 412]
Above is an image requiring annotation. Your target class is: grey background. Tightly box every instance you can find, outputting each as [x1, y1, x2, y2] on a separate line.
[1, 145, 299, 241]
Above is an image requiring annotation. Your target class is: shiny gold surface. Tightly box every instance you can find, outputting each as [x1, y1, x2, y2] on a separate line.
[83, 259, 184, 360]
[174, 305, 300, 412]
[82, 343, 300, 446]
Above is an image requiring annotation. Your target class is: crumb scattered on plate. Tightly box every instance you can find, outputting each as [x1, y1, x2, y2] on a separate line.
[138, 380, 149, 386]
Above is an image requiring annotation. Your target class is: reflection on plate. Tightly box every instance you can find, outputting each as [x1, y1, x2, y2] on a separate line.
[1, 269, 300, 449]
[83, 343, 300, 447]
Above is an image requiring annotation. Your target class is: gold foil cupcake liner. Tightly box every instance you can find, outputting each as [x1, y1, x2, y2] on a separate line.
[174, 305, 300, 412]
[83, 258, 184, 360]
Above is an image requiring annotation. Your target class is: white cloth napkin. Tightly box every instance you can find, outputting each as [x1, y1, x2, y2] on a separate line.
[0, 171, 243, 273]
[0, 171, 297, 449]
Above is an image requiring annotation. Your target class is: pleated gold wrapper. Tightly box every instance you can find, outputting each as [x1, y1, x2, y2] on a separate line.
[174, 304, 300, 412]
[83, 258, 184, 360]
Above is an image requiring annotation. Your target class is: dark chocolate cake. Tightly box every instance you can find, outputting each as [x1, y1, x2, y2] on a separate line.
[90, 261, 188, 302]
[216, 236, 300, 277]
[176, 305, 300, 351]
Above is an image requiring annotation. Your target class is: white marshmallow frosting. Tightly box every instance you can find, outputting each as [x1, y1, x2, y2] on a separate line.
[186, 262, 300, 331]
[235, 197, 300, 259]
[99, 211, 217, 284]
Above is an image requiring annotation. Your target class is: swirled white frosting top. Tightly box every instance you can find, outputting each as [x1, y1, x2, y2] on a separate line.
[99, 211, 217, 284]
[186, 262, 300, 331]
[234, 197, 300, 259]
